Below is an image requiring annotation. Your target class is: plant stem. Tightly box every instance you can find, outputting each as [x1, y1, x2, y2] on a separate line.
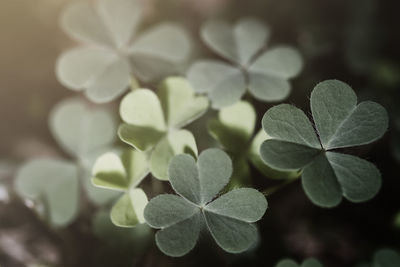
[262, 177, 299, 196]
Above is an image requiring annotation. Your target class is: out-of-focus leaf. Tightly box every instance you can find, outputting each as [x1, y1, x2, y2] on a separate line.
[49, 98, 116, 159]
[15, 158, 79, 226]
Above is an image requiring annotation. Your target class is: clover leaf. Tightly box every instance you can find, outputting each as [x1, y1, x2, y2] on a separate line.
[144, 148, 268, 257]
[118, 77, 209, 180]
[15, 98, 120, 227]
[91, 149, 149, 227]
[373, 249, 400, 267]
[15, 158, 79, 226]
[260, 80, 388, 207]
[57, 0, 191, 103]
[187, 17, 303, 108]
[275, 258, 324, 267]
[208, 100, 300, 185]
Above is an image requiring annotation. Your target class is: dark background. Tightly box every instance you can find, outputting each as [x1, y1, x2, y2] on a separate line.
[1, 0, 400, 266]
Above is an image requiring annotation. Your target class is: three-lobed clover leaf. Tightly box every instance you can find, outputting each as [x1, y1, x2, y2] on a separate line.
[118, 76, 209, 180]
[15, 98, 120, 226]
[144, 148, 268, 257]
[208, 100, 300, 186]
[187, 17, 303, 108]
[91, 149, 149, 227]
[275, 258, 324, 267]
[57, 0, 192, 103]
[260, 80, 389, 207]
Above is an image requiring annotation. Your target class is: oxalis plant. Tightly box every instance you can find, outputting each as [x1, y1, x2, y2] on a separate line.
[13, 0, 393, 264]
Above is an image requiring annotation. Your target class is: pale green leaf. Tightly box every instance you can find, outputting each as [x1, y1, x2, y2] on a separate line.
[150, 130, 198, 180]
[158, 77, 209, 128]
[260, 140, 321, 170]
[92, 149, 148, 191]
[302, 258, 324, 267]
[110, 188, 148, 227]
[248, 72, 291, 102]
[130, 23, 191, 63]
[97, 0, 142, 49]
[60, 2, 113, 47]
[201, 18, 269, 65]
[262, 104, 320, 148]
[373, 249, 400, 267]
[85, 57, 131, 103]
[92, 152, 128, 191]
[302, 154, 342, 208]
[155, 213, 200, 257]
[120, 89, 166, 131]
[84, 174, 121, 206]
[118, 124, 165, 151]
[311, 80, 388, 149]
[187, 60, 246, 109]
[144, 194, 198, 228]
[205, 188, 267, 222]
[275, 259, 298, 267]
[15, 158, 79, 227]
[49, 98, 116, 158]
[203, 211, 258, 253]
[326, 152, 381, 203]
[249, 46, 303, 79]
[56, 47, 116, 90]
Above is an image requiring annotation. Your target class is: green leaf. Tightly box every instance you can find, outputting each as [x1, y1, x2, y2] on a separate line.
[84, 58, 131, 103]
[187, 60, 246, 108]
[302, 154, 342, 208]
[49, 98, 116, 159]
[275, 259, 298, 267]
[275, 258, 324, 267]
[60, 2, 113, 47]
[120, 89, 166, 132]
[158, 77, 209, 128]
[15, 158, 79, 227]
[311, 80, 388, 149]
[144, 194, 198, 228]
[326, 152, 381, 203]
[260, 79, 387, 207]
[56, 47, 116, 90]
[260, 140, 321, 170]
[129, 23, 191, 82]
[197, 148, 232, 204]
[150, 130, 198, 180]
[201, 18, 269, 65]
[92, 152, 128, 190]
[203, 211, 258, 253]
[247, 46, 302, 101]
[208, 101, 255, 153]
[262, 104, 320, 148]
[155, 212, 201, 257]
[169, 148, 232, 205]
[247, 72, 291, 102]
[110, 188, 148, 227]
[97, 0, 142, 49]
[146, 148, 266, 256]
[118, 124, 165, 151]
[92, 149, 149, 191]
[249, 130, 300, 179]
[130, 23, 191, 64]
[204, 188, 267, 222]
[373, 249, 400, 267]
[249, 46, 303, 79]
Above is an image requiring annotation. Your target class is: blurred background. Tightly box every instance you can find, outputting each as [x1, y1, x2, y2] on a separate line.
[1, 0, 400, 266]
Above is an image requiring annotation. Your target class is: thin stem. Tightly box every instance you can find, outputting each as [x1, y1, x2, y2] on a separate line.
[262, 177, 300, 196]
